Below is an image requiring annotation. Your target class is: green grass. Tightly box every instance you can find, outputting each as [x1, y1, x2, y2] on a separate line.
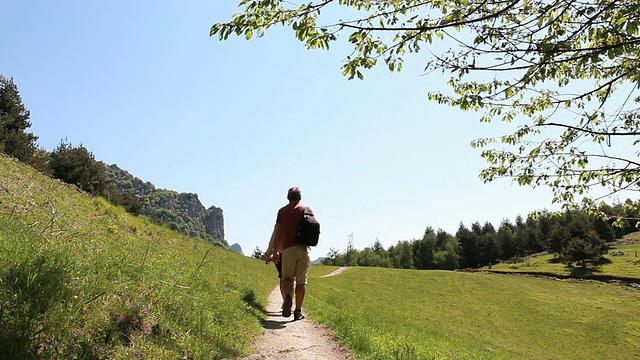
[4, 154, 640, 360]
[0, 155, 277, 359]
[305, 267, 640, 360]
[487, 240, 640, 279]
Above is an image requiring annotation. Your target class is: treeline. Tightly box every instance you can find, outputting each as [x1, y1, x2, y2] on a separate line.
[0, 75, 142, 214]
[323, 204, 640, 270]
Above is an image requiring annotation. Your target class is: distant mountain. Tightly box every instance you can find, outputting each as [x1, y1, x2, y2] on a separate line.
[230, 243, 244, 256]
[312, 257, 326, 265]
[104, 164, 227, 247]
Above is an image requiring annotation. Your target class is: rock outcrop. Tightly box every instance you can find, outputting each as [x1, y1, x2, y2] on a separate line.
[104, 164, 226, 247]
[230, 243, 244, 256]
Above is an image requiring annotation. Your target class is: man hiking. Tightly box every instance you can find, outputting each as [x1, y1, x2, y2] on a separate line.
[273, 187, 313, 321]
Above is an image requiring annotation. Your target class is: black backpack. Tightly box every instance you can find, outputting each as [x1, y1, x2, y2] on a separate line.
[295, 206, 320, 246]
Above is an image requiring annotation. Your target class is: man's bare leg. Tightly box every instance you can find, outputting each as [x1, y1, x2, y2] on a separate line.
[295, 283, 306, 310]
[281, 278, 294, 317]
[293, 283, 306, 320]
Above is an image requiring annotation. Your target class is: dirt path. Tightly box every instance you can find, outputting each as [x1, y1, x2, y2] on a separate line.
[239, 267, 353, 360]
[320, 267, 349, 278]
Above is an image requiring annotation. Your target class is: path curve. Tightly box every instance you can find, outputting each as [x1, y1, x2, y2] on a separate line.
[320, 267, 349, 278]
[239, 279, 354, 360]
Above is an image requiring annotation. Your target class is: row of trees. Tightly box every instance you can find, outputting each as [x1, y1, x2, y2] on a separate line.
[322, 203, 639, 270]
[0, 75, 142, 214]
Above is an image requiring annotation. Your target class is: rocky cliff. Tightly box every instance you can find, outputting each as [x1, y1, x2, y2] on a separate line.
[104, 164, 226, 247]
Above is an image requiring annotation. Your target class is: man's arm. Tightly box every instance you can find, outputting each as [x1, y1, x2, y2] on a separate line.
[273, 223, 282, 264]
[265, 225, 276, 264]
[264, 226, 276, 264]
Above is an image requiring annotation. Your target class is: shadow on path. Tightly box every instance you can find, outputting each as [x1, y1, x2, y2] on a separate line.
[262, 319, 288, 330]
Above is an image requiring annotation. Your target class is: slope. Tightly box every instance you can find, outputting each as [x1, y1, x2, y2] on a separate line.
[0, 154, 275, 359]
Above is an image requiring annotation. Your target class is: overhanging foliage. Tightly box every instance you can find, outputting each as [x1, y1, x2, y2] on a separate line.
[212, 0, 640, 224]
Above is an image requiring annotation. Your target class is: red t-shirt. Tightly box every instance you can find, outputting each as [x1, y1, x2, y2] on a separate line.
[276, 203, 307, 250]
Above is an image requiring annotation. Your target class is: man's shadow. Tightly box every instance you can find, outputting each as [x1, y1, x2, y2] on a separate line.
[243, 290, 288, 329]
[263, 309, 290, 329]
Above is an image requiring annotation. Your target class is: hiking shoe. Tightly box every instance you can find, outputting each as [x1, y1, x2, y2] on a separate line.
[293, 309, 304, 321]
[282, 295, 292, 317]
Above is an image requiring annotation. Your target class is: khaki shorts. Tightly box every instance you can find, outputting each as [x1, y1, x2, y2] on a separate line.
[281, 245, 310, 285]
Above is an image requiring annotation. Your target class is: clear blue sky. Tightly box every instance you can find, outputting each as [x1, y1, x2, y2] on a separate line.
[2, 1, 560, 259]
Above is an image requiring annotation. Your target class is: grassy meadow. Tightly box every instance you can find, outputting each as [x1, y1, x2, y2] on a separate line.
[2, 154, 640, 359]
[0, 155, 277, 359]
[487, 238, 640, 279]
[306, 266, 640, 360]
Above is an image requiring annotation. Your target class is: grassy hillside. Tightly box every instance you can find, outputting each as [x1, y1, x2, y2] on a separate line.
[0, 155, 276, 359]
[306, 266, 640, 359]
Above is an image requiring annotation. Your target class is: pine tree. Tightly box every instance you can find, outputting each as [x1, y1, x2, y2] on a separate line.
[48, 138, 109, 195]
[0, 76, 38, 162]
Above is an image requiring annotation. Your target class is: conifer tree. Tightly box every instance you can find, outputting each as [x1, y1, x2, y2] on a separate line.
[48, 138, 109, 195]
[0, 76, 38, 163]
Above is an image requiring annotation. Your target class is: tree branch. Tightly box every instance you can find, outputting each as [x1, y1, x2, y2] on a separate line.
[537, 122, 640, 136]
[338, 0, 520, 32]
